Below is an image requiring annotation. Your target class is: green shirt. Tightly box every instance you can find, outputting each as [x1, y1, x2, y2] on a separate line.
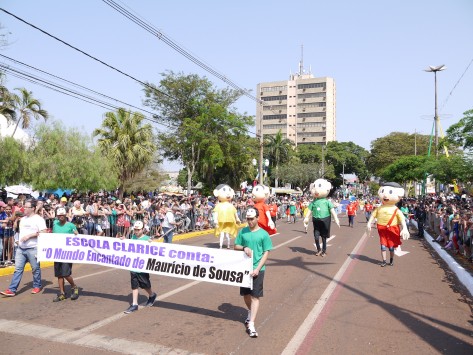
[400, 206, 409, 217]
[289, 205, 297, 214]
[308, 198, 333, 219]
[130, 233, 150, 241]
[235, 227, 272, 270]
[52, 220, 77, 234]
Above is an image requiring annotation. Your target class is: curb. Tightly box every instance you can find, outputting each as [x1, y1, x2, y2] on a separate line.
[413, 221, 473, 297]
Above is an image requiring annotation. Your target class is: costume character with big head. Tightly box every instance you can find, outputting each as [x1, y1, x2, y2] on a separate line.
[252, 184, 277, 235]
[213, 184, 241, 249]
[303, 179, 340, 256]
[366, 182, 410, 267]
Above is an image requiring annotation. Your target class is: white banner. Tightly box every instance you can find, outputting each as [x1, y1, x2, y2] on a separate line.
[37, 234, 253, 288]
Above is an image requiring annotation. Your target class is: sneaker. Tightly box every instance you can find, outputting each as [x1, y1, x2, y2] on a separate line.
[124, 304, 138, 314]
[70, 286, 79, 301]
[145, 293, 157, 307]
[53, 294, 66, 302]
[31, 287, 41, 294]
[1, 289, 15, 297]
[380, 261, 387, 267]
[314, 250, 321, 256]
[247, 324, 258, 338]
[389, 261, 394, 266]
[320, 251, 326, 257]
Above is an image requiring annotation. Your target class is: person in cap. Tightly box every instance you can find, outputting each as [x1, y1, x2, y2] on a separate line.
[367, 182, 410, 267]
[121, 220, 157, 314]
[52, 207, 80, 302]
[234, 207, 273, 338]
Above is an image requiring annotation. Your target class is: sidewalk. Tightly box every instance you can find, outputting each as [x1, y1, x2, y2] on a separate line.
[413, 221, 473, 297]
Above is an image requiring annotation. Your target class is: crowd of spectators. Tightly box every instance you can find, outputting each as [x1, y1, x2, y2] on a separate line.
[2, 188, 471, 266]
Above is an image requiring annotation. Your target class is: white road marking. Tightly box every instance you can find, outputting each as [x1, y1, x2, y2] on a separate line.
[282, 232, 369, 355]
[1, 235, 305, 354]
[0, 319, 203, 355]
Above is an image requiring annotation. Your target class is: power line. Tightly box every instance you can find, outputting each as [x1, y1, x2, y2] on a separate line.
[439, 57, 473, 113]
[0, 7, 174, 102]
[102, 0, 257, 103]
[0, 7, 257, 137]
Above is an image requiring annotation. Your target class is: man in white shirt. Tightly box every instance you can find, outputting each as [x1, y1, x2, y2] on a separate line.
[161, 206, 179, 243]
[1, 199, 47, 297]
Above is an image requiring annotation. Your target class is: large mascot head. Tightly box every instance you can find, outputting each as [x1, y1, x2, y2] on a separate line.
[252, 184, 270, 202]
[310, 179, 332, 199]
[378, 182, 404, 206]
[213, 184, 235, 202]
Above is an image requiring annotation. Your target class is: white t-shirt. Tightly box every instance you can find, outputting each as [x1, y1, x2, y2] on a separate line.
[161, 211, 175, 229]
[19, 214, 47, 249]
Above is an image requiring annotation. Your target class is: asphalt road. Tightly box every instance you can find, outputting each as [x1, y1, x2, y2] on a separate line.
[1, 216, 472, 354]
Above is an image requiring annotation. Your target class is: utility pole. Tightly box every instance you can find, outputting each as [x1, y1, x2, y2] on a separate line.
[424, 65, 446, 158]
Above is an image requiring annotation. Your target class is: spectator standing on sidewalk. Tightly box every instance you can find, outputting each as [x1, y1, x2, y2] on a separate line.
[52, 208, 80, 302]
[234, 207, 273, 338]
[122, 221, 157, 314]
[1, 199, 47, 296]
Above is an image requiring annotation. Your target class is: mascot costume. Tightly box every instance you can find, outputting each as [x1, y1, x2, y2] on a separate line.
[366, 182, 410, 267]
[213, 184, 241, 249]
[303, 179, 340, 256]
[252, 184, 277, 235]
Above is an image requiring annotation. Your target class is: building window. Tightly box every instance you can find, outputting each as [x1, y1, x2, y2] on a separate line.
[297, 83, 326, 90]
[263, 114, 287, 120]
[297, 112, 326, 118]
[261, 85, 287, 92]
[298, 92, 326, 99]
[261, 95, 287, 101]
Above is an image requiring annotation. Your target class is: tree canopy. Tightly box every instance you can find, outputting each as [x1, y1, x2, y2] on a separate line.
[143, 71, 254, 192]
[93, 108, 155, 196]
[26, 122, 117, 191]
[367, 132, 430, 176]
[445, 109, 473, 151]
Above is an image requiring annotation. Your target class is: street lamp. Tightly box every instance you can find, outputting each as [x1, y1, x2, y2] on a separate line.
[424, 64, 446, 158]
[252, 158, 270, 185]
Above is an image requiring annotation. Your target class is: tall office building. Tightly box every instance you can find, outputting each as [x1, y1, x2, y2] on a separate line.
[256, 66, 336, 146]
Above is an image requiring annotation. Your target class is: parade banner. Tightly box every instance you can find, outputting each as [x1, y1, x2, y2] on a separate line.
[37, 234, 253, 288]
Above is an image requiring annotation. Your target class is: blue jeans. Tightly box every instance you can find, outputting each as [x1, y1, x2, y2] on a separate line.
[162, 227, 174, 243]
[9, 247, 42, 293]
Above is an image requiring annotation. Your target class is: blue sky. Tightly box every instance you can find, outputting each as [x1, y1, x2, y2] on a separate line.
[1, 0, 472, 171]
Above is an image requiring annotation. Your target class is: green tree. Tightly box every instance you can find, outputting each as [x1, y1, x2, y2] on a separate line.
[143, 71, 253, 193]
[276, 162, 335, 192]
[26, 122, 118, 191]
[445, 109, 473, 151]
[10, 88, 49, 137]
[93, 108, 155, 197]
[0, 136, 27, 185]
[296, 144, 322, 164]
[0, 75, 17, 124]
[325, 141, 370, 186]
[432, 154, 473, 184]
[367, 132, 430, 176]
[380, 155, 435, 184]
[264, 130, 293, 187]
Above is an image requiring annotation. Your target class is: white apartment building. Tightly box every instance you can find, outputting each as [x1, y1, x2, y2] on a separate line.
[256, 71, 336, 146]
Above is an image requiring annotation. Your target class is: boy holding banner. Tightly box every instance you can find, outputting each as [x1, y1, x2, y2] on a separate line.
[234, 208, 273, 338]
[52, 207, 80, 302]
[122, 221, 157, 314]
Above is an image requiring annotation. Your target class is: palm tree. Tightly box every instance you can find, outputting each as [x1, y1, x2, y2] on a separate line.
[0, 75, 16, 124]
[10, 88, 48, 137]
[264, 130, 293, 187]
[93, 108, 156, 197]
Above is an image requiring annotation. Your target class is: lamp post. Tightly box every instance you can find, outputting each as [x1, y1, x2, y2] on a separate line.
[252, 158, 270, 185]
[424, 64, 446, 158]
